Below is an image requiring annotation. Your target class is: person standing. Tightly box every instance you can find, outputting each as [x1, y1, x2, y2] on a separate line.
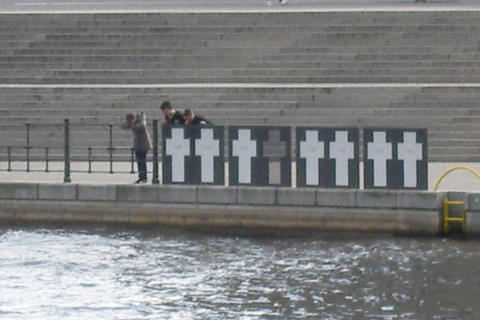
[160, 101, 185, 125]
[121, 112, 152, 183]
[183, 109, 212, 125]
[266, 0, 288, 6]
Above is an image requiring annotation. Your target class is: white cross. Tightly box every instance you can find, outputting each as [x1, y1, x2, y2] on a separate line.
[329, 130, 355, 186]
[232, 129, 257, 184]
[397, 131, 423, 188]
[367, 131, 392, 187]
[195, 128, 220, 183]
[299, 130, 324, 186]
[165, 128, 190, 182]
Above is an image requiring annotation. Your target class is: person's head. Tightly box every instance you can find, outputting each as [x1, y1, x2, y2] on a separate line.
[126, 113, 135, 124]
[183, 109, 195, 123]
[160, 101, 174, 116]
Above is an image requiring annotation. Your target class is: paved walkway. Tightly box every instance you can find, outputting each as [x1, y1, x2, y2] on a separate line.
[0, 0, 479, 13]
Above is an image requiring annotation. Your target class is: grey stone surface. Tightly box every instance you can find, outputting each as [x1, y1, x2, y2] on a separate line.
[466, 212, 480, 235]
[396, 190, 444, 209]
[1, 10, 480, 162]
[158, 185, 197, 203]
[0, 183, 37, 200]
[317, 189, 356, 207]
[355, 190, 398, 209]
[116, 185, 159, 202]
[465, 193, 480, 210]
[38, 183, 77, 200]
[0, 182, 455, 235]
[77, 184, 116, 201]
[237, 187, 276, 205]
[277, 188, 316, 206]
[197, 185, 236, 204]
[1, 0, 479, 12]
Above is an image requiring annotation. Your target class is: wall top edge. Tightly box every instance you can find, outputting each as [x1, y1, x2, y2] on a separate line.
[1, 83, 480, 89]
[2, 8, 480, 15]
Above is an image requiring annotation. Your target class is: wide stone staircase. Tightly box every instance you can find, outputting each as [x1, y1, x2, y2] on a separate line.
[0, 11, 480, 161]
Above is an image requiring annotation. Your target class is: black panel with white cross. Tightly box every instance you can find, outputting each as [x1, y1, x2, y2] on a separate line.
[296, 127, 359, 188]
[162, 125, 224, 185]
[363, 128, 427, 190]
[229, 126, 291, 186]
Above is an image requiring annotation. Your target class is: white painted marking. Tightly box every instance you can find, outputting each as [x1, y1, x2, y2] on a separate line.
[397, 131, 423, 187]
[367, 131, 392, 187]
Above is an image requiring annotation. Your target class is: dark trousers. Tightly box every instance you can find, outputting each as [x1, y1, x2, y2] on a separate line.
[135, 151, 148, 181]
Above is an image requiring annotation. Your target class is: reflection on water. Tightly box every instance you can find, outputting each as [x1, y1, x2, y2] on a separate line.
[0, 226, 479, 320]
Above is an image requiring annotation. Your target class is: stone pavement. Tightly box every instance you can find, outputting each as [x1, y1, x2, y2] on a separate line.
[0, 0, 479, 13]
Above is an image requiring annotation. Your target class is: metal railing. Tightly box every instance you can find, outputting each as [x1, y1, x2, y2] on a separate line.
[0, 119, 160, 183]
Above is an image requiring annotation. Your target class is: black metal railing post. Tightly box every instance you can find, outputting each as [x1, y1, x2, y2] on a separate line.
[25, 122, 30, 172]
[152, 119, 159, 184]
[7, 146, 11, 172]
[45, 146, 49, 172]
[88, 147, 93, 173]
[130, 148, 135, 173]
[64, 119, 71, 183]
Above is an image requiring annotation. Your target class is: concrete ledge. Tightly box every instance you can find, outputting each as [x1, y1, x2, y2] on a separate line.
[356, 190, 397, 209]
[77, 184, 116, 201]
[0, 183, 452, 235]
[38, 183, 77, 200]
[237, 187, 276, 205]
[396, 191, 445, 210]
[466, 193, 480, 210]
[158, 185, 197, 203]
[277, 188, 316, 207]
[116, 185, 159, 202]
[197, 185, 236, 204]
[0, 183, 37, 200]
[317, 189, 356, 207]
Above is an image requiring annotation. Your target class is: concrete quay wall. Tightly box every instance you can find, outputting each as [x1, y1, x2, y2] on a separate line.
[0, 182, 451, 236]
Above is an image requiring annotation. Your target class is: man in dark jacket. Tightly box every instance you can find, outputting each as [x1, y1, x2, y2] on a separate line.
[183, 109, 212, 125]
[121, 112, 152, 183]
[161, 101, 185, 125]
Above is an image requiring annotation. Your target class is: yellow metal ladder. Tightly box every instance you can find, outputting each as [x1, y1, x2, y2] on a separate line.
[434, 166, 480, 236]
[443, 197, 466, 235]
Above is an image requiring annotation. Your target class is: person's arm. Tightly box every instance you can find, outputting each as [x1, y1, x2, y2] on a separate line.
[120, 120, 130, 129]
[132, 113, 147, 131]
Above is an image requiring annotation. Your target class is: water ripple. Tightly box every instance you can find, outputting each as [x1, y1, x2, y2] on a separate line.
[1, 227, 480, 319]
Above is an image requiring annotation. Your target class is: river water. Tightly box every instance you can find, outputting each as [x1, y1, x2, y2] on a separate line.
[0, 226, 479, 320]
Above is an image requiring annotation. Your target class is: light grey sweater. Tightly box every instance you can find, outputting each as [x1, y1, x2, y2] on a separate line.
[121, 113, 152, 152]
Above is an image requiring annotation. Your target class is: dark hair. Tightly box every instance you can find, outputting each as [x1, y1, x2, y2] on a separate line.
[160, 101, 172, 110]
[126, 113, 135, 121]
[183, 109, 193, 116]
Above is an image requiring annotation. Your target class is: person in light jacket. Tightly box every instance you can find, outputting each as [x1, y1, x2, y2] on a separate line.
[121, 112, 152, 183]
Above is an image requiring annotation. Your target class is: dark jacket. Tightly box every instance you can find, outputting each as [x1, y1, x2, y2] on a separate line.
[165, 110, 185, 125]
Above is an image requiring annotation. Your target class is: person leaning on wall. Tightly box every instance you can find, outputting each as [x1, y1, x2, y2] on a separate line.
[183, 109, 213, 125]
[120, 112, 152, 183]
[160, 100, 185, 125]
